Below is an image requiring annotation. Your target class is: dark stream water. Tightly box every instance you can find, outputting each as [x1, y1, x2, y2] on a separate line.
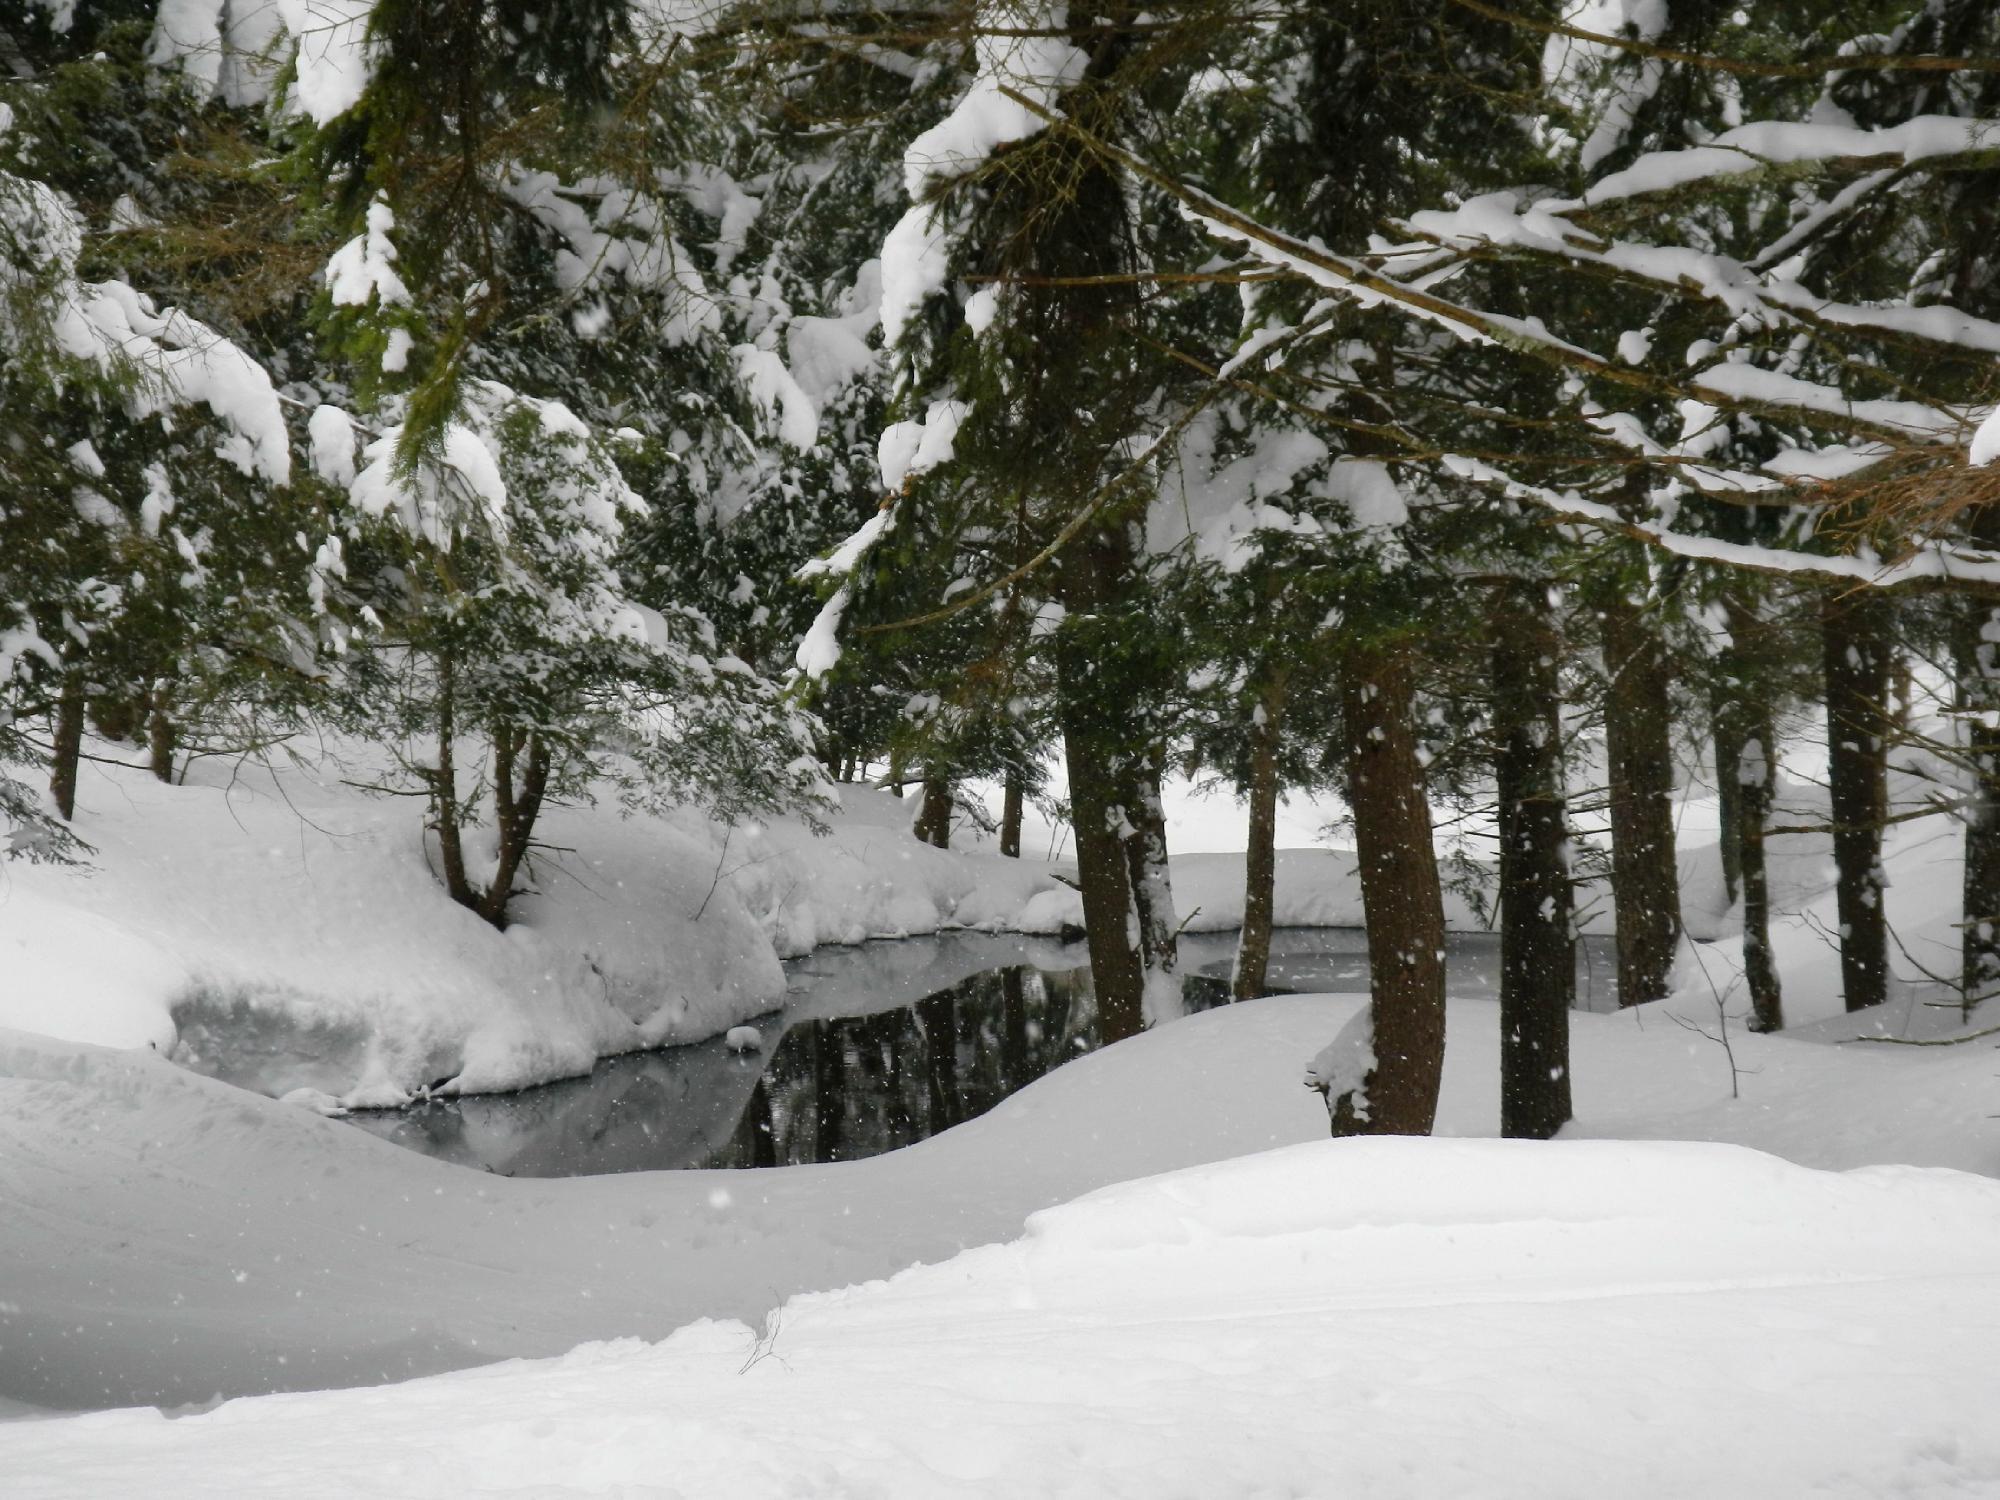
[342, 927, 1619, 1177]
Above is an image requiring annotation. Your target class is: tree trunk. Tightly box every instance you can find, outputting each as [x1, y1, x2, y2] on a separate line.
[1328, 635, 1448, 1137]
[1000, 768, 1024, 857]
[1712, 684, 1746, 909]
[1956, 588, 2000, 1019]
[146, 682, 176, 784]
[431, 649, 475, 914]
[48, 668, 85, 823]
[914, 773, 952, 848]
[1492, 584, 1574, 1140]
[1822, 586, 1892, 1014]
[1599, 589, 1681, 1005]
[475, 726, 549, 929]
[1060, 714, 1146, 1043]
[1723, 596, 1783, 1032]
[1052, 520, 1149, 1044]
[1234, 666, 1288, 1002]
[1123, 747, 1181, 1026]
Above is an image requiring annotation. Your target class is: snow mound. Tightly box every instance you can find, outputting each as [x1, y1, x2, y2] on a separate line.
[6, 1136, 1999, 1498]
[0, 759, 1066, 1102]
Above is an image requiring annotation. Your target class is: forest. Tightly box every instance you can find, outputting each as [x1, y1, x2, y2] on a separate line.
[5, 2, 2000, 1493]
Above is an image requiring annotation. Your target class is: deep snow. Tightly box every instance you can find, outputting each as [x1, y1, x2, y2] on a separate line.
[2, 971, 1994, 1414]
[4, 1132, 1998, 1498]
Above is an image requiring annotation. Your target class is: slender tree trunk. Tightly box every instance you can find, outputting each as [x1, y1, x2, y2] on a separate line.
[1724, 596, 1783, 1032]
[1492, 584, 1574, 1140]
[1712, 685, 1746, 909]
[1327, 636, 1447, 1137]
[475, 727, 548, 929]
[1123, 747, 1181, 1025]
[431, 650, 474, 912]
[1234, 666, 1288, 1002]
[1955, 587, 2000, 1019]
[146, 682, 176, 784]
[914, 773, 952, 848]
[48, 667, 85, 822]
[1599, 589, 1681, 1005]
[1000, 768, 1024, 858]
[1822, 586, 1892, 1014]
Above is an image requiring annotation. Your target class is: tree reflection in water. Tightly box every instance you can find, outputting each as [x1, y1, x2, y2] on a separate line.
[716, 965, 1095, 1169]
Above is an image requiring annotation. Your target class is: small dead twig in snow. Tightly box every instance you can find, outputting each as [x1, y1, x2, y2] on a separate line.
[739, 1302, 790, 1375]
[1672, 946, 1760, 1100]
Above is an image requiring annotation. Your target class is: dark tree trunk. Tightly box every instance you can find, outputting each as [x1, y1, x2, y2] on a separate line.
[431, 650, 472, 911]
[1053, 522, 1149, 1044]
[1712, 684, 1746, 909]
[914, 773, 952, 848]
[1234, 666, 1288, 1002]
[48, 668, 85, 823]
[1060, 711, 1146, 1043]
[1956, 590, 2000, 1019]
[429, 649, 547, 931]
[1123, 747, 1180, 1023]
[1599, 589, 1681, 1005]
[1822, 586, 1892, 1014]
[1492, 583, 1574, 1140]
[475, 726, 549, 929]
[146, 682, 176, 784]
[1328, 636, 1447, 1137]
[1723, 597, 1783, 1032]
[1000, 768, 1024, 857]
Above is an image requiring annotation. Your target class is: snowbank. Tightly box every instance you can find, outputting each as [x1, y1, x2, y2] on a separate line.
[6, 1130, 1998, 1497]
[2, 980, 1995, 1412]
[0, 752, 1058, 1104]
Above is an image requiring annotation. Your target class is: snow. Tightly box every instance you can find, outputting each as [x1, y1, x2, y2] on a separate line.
[306, 402, 357, 486]
[323, 198, 409, 308]
[2, 1014, 1997, 1491]
[1582, 114, 1999, 208]
[878, 200, 958, 349]
[900, 5, 1087, 200]
[0, 752, 1067, 1103]
[1972, 402, 2000, 466]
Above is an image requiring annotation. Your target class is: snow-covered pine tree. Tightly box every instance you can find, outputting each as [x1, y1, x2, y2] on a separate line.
[276, 0, 826, 926]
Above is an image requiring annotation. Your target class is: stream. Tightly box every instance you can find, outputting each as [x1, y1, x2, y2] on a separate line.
[342, 927, 1620, 1177]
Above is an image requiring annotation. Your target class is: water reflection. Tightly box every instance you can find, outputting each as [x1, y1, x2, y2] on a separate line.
[343, 927, 1618, 1178]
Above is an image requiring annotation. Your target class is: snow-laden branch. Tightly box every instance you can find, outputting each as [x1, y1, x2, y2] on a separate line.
[1443, 453, 2000, 591]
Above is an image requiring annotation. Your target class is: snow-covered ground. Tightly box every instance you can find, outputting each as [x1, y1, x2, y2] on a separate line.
[3, 1084, 1997, 1495]
[3, 971, 1995, 1415]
